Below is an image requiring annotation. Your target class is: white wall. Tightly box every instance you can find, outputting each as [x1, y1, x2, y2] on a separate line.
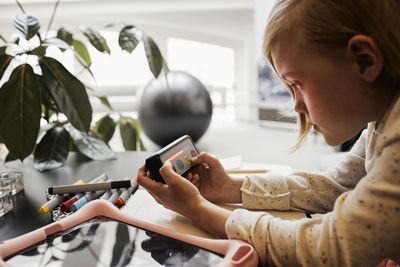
[0, 0, 259, 120]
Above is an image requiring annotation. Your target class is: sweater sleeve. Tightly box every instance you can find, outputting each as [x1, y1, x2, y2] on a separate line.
[241, 128, 369, 213]
[226, 138, 400, 266]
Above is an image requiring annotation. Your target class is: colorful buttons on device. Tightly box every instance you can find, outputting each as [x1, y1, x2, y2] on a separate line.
[177, 160, 184, 170]
[184, 155, 191, 165]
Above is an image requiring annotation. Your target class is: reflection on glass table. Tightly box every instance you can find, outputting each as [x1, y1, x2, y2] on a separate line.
[5, 217, 223, 267]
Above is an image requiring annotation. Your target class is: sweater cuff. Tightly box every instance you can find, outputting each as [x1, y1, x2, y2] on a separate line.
[241, 174, 290, 210]
[225, 209, 272, 265]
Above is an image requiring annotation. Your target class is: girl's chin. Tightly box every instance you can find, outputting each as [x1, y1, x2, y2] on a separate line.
[315, 127, 342, 146]
[322, 134, 347, 147]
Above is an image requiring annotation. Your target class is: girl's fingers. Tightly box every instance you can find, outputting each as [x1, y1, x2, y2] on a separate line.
[191, 152, 211, 164]
[137, 165, 165, 195]
[137, 176, 162, 192]
[186, 172, 193, 181]
[138, 165, 148, 176]
[202, 163, 210, 169]
[191, 152, 220, 169]
[191, 174, 200, 184]
[159, 161, 181, 186]
[147, 189, 163, 205]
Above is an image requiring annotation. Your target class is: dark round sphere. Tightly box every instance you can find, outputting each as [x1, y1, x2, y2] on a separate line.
[139, 71, 213, 147]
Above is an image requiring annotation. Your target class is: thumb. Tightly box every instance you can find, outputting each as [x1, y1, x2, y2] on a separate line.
[159, 161, 181, 185]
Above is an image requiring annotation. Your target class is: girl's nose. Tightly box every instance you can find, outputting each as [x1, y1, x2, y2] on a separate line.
[293, 94, 308, 114]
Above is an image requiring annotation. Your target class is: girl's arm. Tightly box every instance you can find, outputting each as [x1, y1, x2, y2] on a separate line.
[226, 123, 400, 265]
[241, 126, 370, 213]
[136, 162, 231, 238]
[189, 200, 231, 238]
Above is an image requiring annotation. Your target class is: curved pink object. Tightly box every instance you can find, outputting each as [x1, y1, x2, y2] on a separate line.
[0, 200, 258, 267]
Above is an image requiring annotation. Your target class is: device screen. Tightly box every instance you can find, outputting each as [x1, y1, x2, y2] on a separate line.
[5, 216, 222, 266]
[159, 137, 198, 175]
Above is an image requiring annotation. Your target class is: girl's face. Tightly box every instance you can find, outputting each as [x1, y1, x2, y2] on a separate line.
[271, 34, 386, 146]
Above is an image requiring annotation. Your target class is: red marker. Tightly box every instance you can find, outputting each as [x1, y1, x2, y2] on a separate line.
[59, 174, 108, 212]
[115, 180, 138, 206]
[60, 193, 84, 212]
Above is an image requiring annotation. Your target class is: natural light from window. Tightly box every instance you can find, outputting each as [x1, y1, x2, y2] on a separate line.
[46, 32, 237, 120]
[167, 37, 234, 88]
[84, 31, 153, 87]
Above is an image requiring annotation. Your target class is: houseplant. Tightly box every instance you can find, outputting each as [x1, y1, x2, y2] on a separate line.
[0, 0, 168, 171]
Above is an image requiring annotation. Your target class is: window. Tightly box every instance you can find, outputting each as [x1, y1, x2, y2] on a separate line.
[167, 38, 235, 120]
[84, 31, 153, 87]
[167, 37, 234, 88]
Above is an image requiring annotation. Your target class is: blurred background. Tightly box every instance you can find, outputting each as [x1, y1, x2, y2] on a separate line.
[0, 0, 341, 172]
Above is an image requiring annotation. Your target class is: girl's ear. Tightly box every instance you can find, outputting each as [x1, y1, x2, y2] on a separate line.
[347, 34, 383, 82]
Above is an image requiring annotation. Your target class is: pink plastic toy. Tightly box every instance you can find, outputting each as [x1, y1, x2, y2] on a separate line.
[0, 200, 258, 267]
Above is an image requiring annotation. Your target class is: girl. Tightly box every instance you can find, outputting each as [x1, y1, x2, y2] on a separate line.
[137, 0, 400, 265]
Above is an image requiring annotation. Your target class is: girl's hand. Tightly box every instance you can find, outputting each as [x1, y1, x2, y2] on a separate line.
[136, 162, 205, 218]
[186, 152, 243, 203]
[137, 162, 232, 238]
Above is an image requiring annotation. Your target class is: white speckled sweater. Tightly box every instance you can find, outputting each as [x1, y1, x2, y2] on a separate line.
[225, 97, 400, 266]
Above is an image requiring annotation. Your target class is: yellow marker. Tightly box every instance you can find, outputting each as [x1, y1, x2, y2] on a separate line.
[39, 179, 84, 213]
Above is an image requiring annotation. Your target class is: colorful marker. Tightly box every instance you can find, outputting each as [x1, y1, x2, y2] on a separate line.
[59, 174, 108, 212]
[115, 180, 139, 206]
[70, 190, 106, 212]
[48, 179, 132, 194]
[60, 193, 84, 212]
[108, 189, 121, 204]
[100, 189, 113, 200]
[39, 180, 84, 213]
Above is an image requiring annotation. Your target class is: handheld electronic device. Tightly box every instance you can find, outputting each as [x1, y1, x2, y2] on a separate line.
[146, 135, 199, 183]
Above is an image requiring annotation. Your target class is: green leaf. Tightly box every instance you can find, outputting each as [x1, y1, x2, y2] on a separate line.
[93, 115, 116, 144]
[142, 34, 163, 78]
[72, 39, 91, 67]
[41, 38, 93, 77]
[41, 37, 70, 50]
[138, 137, 146, 151]
[39, 56, 92, 132]
[0, 55, 13, 80]
[0, 46, 7, 55]
[36, 74, 59, 112]
[33, 126, 70, 172]
[30, 45, 47, 57]
[119, 26, 141, 53]
[96, 95, 113, 110]
[12, 14, 40, 40]
[37, 122, 56, 140]
[56, 27, 73, 46]
[119, 117, 141, 151]
[80, 26, 110, 54]
[111, 224, 130, 267]
[5, 152, 18, 163]
[66, 124, 115, 160]
[0, 64, 41, 160]
[0, 34, 6, 43]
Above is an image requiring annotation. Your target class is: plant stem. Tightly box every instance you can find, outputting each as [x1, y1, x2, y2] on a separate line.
[0, 35, 7, 43]
[15, 0, 26, 14]
[45, 0, 61, 39]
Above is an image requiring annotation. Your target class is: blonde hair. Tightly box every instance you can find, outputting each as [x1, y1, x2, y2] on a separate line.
[263, 0, 400, 149]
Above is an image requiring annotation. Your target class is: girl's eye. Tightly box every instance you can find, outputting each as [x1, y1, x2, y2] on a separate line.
[291, 82, 301, 91]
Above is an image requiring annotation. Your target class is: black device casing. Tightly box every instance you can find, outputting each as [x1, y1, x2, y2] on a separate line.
[145, 135, 199, 183]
